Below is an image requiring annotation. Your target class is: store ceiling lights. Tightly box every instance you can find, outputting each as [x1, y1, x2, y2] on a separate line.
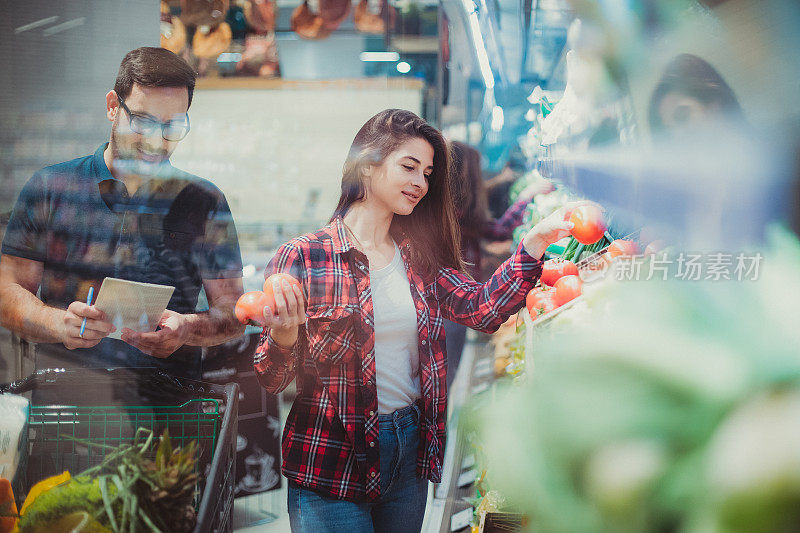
[217, 52, 242, 63]
[359, 51, 400, 62]
[491, 105, 504, 131]
[462, 0, 495, 91]
[396, 61, 411, 73]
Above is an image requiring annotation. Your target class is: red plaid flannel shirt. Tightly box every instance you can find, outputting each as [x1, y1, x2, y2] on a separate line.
[253, 217, 542, 502]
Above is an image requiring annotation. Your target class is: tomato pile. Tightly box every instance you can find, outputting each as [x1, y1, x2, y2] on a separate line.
[526, 257, 585, 321]
[539, 258, 578, 286]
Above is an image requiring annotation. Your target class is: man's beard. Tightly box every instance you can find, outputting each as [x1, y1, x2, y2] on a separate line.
[110, 118, 171, 177]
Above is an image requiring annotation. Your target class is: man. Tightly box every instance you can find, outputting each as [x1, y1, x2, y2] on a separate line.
[0, 47, 244, 397]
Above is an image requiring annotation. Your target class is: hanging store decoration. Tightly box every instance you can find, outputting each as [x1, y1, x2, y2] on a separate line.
[354, 0, 396, 34]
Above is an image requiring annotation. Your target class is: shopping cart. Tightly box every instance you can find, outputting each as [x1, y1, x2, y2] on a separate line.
[0, 367, 239, 533]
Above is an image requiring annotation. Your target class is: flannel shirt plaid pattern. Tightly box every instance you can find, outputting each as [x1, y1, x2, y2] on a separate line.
[253, 216, 542, 502]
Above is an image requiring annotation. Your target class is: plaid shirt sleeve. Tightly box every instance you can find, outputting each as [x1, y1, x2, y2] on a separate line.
[253, 241, 306, 394]
[483, 196, 529, 241]
[431, 240, 542, 333]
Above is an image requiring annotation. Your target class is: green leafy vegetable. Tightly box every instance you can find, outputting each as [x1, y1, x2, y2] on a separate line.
[19, 429, 199, 533]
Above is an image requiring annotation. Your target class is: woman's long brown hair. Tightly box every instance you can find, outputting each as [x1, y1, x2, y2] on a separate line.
[331, 109, 465, 275]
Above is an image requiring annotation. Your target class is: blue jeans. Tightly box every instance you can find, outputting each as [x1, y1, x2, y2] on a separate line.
[287, 403, 428, 532]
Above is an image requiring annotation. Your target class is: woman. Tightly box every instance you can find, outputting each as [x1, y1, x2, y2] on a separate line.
[253, 109, 580, 532]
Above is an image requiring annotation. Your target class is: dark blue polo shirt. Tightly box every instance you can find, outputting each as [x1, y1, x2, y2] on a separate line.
[1, 144, 243, 381]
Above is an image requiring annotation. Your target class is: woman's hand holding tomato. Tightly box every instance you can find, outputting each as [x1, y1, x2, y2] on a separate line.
[522, 200, 602, 260]
[262, 274, 306, 348]
[234, 273, 305, 348]
[569, 205, 607, 245]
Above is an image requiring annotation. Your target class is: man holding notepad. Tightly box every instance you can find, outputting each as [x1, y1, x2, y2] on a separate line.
[0, 47, 245, 396]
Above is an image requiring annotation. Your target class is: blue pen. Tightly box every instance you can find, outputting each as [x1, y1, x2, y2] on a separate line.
[80, 286, 94, 337]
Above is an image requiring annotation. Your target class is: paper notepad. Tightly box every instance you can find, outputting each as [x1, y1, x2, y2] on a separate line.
[93, 278, 175, 340]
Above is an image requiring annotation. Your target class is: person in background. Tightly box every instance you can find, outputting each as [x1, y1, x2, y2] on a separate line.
[648, 53, 746, 134]
[0, 47, 244, 402]
[444, 140, 554, 386]
[484, 145, 527, 219]
[253, 109, 585, 532]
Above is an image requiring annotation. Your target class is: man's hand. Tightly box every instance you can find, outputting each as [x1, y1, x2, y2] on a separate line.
[60, 301, 115, 350]
[120, 309, 191, 358]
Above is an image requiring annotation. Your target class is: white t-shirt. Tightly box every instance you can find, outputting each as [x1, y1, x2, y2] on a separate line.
[370, 242, 421, 414]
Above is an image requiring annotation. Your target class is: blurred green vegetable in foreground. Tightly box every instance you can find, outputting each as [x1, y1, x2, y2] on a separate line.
[472, 227, 800, 532]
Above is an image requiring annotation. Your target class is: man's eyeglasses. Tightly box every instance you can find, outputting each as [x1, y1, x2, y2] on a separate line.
[117, 95, 190, 142]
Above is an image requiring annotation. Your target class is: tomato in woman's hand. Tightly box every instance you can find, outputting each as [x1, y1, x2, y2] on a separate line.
[607, 239, 640, 258]
[263, 273, 303, 309]
[540, 259, 579, 286]
[569, 205, 607, 245]
[526, 287, 557, 320]
[553, 275, 583, 306]
[235, 291, 270, 325]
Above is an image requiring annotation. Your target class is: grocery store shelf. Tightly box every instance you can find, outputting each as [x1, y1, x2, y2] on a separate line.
[424, 332, 497, 533]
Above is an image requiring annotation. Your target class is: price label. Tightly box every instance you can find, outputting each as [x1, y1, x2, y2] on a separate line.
[457, 468, 478, 488]
[450, 507, 473, 531]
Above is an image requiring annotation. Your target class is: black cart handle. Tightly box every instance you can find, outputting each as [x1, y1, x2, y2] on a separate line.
[0, 367, 232, 400]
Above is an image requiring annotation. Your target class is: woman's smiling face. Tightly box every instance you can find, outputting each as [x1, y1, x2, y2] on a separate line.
[365, 137, 434, 216]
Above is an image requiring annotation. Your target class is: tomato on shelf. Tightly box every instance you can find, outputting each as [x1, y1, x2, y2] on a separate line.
[644, 240, 666, 256]
[540, 258, 579, 286]
[526, 287, 557, 320]
[607, 239, 640, 258]
[234, 291, 270, 326]
[569, 205, 607, 245]
[553, 275, 583, 306]
[529, 299, 557, 320]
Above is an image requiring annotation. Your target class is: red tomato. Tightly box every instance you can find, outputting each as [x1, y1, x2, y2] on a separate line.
[263, 273, 303, 310]
[553, 275, 583, 306]
[526, 287, 557, 320]
[569, 206, 607, 245]
[529, 298, 557, 320]
[235, 291, 270, 325]
[644, 240, 666, 256]
[540, 259, 579, 286]
[607, 239, 640, 258]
